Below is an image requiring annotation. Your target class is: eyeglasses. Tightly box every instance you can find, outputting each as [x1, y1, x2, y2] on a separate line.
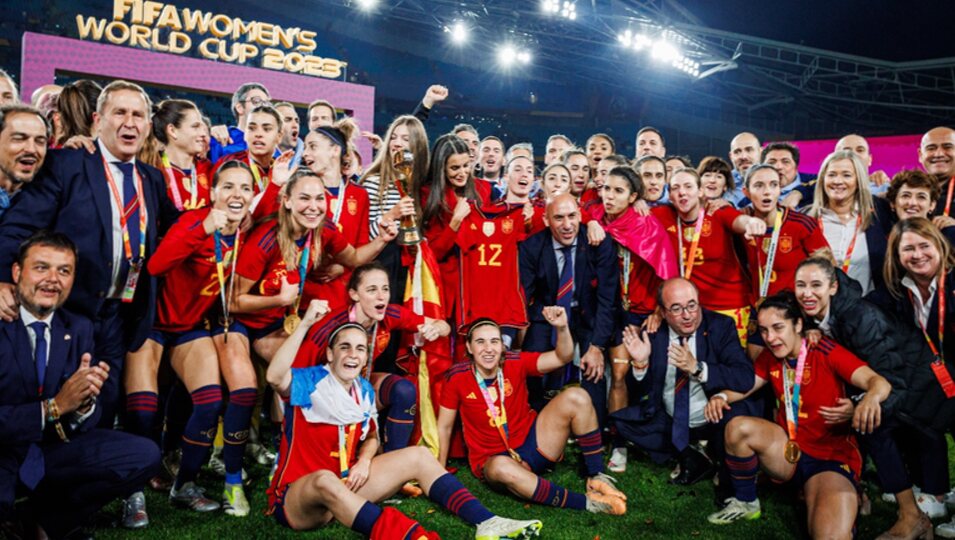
[244, 97, 271, 107]
[666, 301, 700, 316]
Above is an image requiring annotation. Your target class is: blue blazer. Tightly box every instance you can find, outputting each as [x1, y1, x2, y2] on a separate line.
[0, 146, 179, 350]
[0, 309, 96, 507]
[519, 228, 619, 352]
[612, 309, 755, 425]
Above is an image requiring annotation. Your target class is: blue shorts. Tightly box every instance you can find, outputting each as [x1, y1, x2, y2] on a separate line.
[247, 318, 284, 342]
[785, 451, 859, 490]
[210, 318, 248, 339]
[612, 310, 651, 346]
[500, 418, 559, 476]
[269, 483, 292, 529]
[147, 326, 210, 348]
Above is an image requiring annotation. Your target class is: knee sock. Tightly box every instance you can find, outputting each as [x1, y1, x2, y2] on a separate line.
[162, 382, 191, 454]
[532, 477, 586, 510]
[125, 391, 159, 440]
[576, 428, 604, 476]
[725, 452, 760, 502]
[426, 473, 494, 526]
[352, 501, 383, 536]
[223, 388, 257, 485]
[379, 375, 416, 452]
[175, 385, 222, 489]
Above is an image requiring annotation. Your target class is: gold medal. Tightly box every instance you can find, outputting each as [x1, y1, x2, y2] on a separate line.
[784, 440, 801, 464]
[284, 313, 301, 335]
[622, 297, 631, 311]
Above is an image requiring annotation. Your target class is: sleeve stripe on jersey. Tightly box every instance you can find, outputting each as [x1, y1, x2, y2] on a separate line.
[815, 337, 836, 354]
[385, 304, 403, 318]
[310, 311, 350, 345]
[787, 211, 820, 233]
[445, 362, 471, 381]
[258, 228, 278, 252]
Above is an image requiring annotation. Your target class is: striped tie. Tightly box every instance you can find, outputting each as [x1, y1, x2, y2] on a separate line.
[672, 336, 691, 451]
[551, 245, 579, 387]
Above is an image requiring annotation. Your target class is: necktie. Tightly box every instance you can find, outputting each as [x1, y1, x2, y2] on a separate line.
[30, 321, 47, 396]
[671, 336, 690, 452]
[116, 161, 141, 261]
[552, 245, 579, 387]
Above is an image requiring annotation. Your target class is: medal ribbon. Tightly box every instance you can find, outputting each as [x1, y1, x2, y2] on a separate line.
[102, 157, 147, 263]
[160, 153, 198, 211]
[290, 230, 313, 316]
[347, 304, 378, 380]
[214, 229, 240, 324]
[678, 211, 705, 279]
[757, 210, 784, 298]
[473, 368, 517, 456]
[908, 272, 955, 397]
[248, 153, 265, 192]
[781, 340, 809, 442]
[620, 249, 632, 310]
[338, 386, 361, 478]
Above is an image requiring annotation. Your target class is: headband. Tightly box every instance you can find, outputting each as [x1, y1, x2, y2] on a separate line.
[315, 126, 346, 150]
[466, 318, 501, 341]
[328, 322, 368, 348]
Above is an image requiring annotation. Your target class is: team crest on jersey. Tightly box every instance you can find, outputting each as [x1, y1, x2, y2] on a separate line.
[701, 220, 713, 237]
[482, 221, 496, 237]
[488, 380, 513, 401]
[198, 173, 209, 189]
[375, 332, 390, 353]
[347, 197, 358, 216]
[501, 217, 514, 235]
[779, 236, 793, 253]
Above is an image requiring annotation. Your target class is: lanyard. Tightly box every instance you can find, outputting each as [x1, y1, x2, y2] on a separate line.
[677, 210, 705, 279]
[473, 367, 521, 461]
[757, 210, 784, 298]
[289, 231, 313, 317]
[160, 153, 197, 211]
[909, 272, 955, 398]
[946, 177, 954, 217]
[818, 212, 862, 273]
[347, 304, 378, 379]
[781, 340, 809, 441]
[102, 157, 147, 262]
[337, 385, 361, 479]
[213, 229, 240, 320]
[248, 153, 266, 192]
[328, 183, 345, 226]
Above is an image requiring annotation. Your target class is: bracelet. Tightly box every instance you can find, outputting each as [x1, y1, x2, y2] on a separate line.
[45, 398, 60, 423]
[712, 392, 729, 403]
[53, 420, 70, 443]
[611, 358, 630, 365]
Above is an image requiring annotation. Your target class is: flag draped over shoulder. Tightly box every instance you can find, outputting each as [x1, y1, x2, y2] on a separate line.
[398, 242, 452, 457]
[590, 205, 679, 280]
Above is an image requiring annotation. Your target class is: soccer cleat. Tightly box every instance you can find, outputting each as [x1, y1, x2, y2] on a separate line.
[207, 447, 226, 477]
[170, 482, 221, 512]
[607, 447, 627, 473]
[585, 492, 627, 515]
[707, 497, 761, 524]
[121, 491, 149, 529]
[222, 483, 250, 517]
[475, 516, 543, 539]
[246, 441, 276, 465]
[587, 472, 627, 501]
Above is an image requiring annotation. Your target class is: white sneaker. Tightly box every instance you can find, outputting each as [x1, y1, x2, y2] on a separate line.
[608, 447, 627, 473]
[223, 483, 250, 517]
[944, 489, 955, 510]
[475, 516, 542, 539]
[883, 485, 921, 504]
[937, 518, 955, 539]
[917, 492, 948, 519]
[707, 497, 761, 525]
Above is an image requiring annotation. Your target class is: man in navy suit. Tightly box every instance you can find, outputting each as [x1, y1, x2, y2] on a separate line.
[0, 231, 159, 538]
[519, 194, 618, 426]
[612, 278, 756, 488]
[0, 80, 179, 430]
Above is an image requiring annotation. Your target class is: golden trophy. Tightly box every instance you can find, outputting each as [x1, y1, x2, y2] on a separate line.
[392, 150, 422, 245]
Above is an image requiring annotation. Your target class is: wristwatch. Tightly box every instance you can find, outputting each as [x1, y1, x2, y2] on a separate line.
[692, 361, 705, 379]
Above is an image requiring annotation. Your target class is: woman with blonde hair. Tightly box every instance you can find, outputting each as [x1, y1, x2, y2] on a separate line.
[808, 150, 889, 295]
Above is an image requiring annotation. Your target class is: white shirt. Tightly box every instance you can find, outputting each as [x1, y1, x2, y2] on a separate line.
[819, 207, 872, 295]
[816, 308, 833, 337]
[631, 327, 709, 428]
[98, 139, 139, 299]
[902, 275, 937, 330]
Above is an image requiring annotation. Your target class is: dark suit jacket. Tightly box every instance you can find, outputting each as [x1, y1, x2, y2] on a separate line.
[0, 145, 179, 350]
[613, 309, 755, 426]
[0, 309, 96, 507]
[519, 228, 619, 352]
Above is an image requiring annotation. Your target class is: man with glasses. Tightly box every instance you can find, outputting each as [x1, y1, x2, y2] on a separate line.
[208, 82, 271, 162]
[611, 278, 757, 499]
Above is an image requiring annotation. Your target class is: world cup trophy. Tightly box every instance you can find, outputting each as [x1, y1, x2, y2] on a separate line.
[392, 150, 422, 245]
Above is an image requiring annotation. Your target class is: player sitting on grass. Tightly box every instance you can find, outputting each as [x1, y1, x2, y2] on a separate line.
[437, 307, 628, 515]
[266, 301, 543, 539]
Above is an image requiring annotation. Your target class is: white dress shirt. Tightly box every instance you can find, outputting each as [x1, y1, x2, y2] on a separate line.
[819, 207, 872, 295]
[98, 139, 139, 299]
[631, 327, 709, 428]
[902, 275, 937, 330]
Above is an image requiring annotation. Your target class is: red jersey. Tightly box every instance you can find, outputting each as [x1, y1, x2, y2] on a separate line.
[743, 208, 830, 297]
[580, 187, 600, 206]
[754, 338, 865, 476]
[267, 367, 377, 508]
[147, 207, 237, 331]
[213, 149, 271, 195]
[620, 247, 662, 315]
[456, 202, 528, 332]
[303, 182, 370, 311]
[440, 352, 542, 476]
[293, 304, 424, 369]
[159, 158, 212, 211]
[234, 220, 349, 330]
[653, 205, 752, 310]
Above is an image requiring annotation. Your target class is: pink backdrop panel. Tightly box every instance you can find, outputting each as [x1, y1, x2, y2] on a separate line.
[20, 32, 376, 160]
[790, 134, 923, 177]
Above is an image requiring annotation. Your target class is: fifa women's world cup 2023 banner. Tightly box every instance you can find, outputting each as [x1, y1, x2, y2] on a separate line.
[74, 0, 348, 79]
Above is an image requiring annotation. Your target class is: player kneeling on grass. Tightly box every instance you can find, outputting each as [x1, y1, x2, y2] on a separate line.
[438, 308, 628, 515]
[705, 292, 891, 539]
[265, 300, 542, 539]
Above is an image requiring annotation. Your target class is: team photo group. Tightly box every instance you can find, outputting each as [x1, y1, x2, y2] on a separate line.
[1, 65, 955, 540]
